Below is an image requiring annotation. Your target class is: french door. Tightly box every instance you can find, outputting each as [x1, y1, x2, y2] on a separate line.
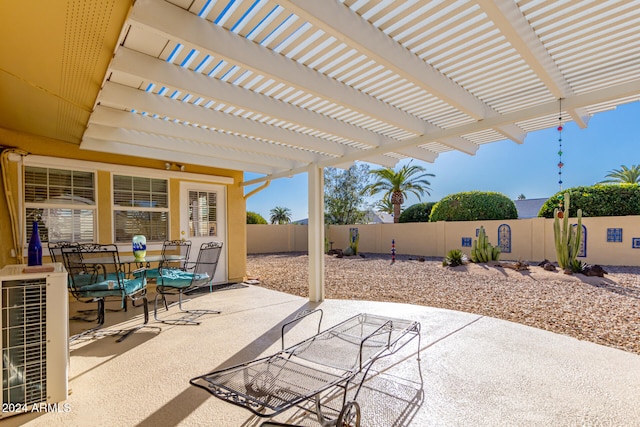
[179, 182, 227, 284]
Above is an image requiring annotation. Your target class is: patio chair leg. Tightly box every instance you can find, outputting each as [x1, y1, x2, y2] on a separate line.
[176, 291, 220, 316]
[115, 296, 160, 343]
[153, 293, 167, 322]
[96, 298, 106, 326]
[68, 298, 107, 343]
[142, 295, 149, 324]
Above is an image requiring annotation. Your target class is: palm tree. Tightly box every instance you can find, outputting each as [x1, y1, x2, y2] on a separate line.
[374, 197, 394, 214]
[363, 163, 434, 223]
[517, 194, 526, 200]
[600, 165, 640, 184]
[269, 206, 292, 224]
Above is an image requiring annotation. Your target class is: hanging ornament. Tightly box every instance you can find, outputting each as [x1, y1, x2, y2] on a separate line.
[557, 99, 564, 190]
[557, 193, 564, 218]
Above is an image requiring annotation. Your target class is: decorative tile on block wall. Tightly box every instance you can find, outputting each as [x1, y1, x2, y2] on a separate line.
[632, 238, 640, 249]
[578, 225, 587, 257]
[606, 228, 623, 242]
[498, 224, 511, 253]
[461, 237, 472, 247]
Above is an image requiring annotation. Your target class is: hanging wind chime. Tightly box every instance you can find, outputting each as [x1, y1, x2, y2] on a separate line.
[557, 98, 564, 191]
[556, 99, 565, 217]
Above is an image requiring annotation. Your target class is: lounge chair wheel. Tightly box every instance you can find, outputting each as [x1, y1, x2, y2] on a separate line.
[337, 401, 360, 427]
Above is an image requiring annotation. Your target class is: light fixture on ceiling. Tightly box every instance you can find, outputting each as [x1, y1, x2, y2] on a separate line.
[164, 162, 186, 172]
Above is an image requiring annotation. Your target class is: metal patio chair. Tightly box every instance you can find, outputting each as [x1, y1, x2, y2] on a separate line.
[143, 239, 192, 281]
[49, 241, 99, 321]
[154, 241, 223, 325]
[51, 240, 129, 315]
[62, 244, 156, 342]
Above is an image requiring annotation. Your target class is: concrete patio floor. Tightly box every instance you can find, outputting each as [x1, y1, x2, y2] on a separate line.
[4, 284, 640, 426]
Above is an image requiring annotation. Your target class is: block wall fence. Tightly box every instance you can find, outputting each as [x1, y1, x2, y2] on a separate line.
[248, 216, 640, 266]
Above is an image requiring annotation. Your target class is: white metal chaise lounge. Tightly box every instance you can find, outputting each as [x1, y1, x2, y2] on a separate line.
[190, 310, 421, 426]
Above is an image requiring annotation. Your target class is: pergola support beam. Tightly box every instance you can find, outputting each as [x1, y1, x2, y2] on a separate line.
[307, 165, 325, 302]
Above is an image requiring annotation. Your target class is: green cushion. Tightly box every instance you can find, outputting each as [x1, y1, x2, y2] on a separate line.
[78, 277, 145, 297]
[143, 268, 159, 279]
[159, 269, 209, 288]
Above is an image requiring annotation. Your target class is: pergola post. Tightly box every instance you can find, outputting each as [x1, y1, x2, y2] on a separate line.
[307, 165, 325, 302]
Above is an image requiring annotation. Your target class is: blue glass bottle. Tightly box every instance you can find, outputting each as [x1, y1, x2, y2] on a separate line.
[27, 221, 43, 266]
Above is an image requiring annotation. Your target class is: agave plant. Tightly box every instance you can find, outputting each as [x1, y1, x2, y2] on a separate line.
[568, 258, 585, 274]
[443, 249, 466, 267]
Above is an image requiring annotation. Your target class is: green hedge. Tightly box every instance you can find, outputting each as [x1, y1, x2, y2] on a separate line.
[538, 184, 640, 218]
[429, 191, 518, 221]
[399, 202, 436, 223]
[247, 211, 267, 224]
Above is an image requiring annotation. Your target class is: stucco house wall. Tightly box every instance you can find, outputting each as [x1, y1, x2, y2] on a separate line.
[0, 128, 247, 283]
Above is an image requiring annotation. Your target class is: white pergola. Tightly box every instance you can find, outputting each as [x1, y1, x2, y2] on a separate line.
[2, 0, 640, 300]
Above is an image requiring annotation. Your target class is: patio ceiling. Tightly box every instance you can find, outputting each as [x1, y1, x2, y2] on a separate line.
[2, 0, 640, 181]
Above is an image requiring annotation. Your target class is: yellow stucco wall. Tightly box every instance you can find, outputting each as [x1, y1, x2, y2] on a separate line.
[0, 127, 246, 282]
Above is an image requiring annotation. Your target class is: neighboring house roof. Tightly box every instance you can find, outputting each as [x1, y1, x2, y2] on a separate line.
[371, 212, 394, 224]
[514, 198, 548, 219]
[293, 211, 393, 225]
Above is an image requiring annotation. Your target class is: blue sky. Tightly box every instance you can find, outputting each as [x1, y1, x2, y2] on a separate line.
[245, 101, 639, 222]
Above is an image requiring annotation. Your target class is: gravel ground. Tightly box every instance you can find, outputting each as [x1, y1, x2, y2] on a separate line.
[247, 252, 640, 355]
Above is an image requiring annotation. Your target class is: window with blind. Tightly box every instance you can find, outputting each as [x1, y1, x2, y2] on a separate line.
[188, 190, 217, 237]
[24, 167, 96, 243]
[113, 175, 168, 243]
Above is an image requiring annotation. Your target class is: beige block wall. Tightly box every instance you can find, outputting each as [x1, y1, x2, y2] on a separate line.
[246, 224, 308, 253]
[248, 217, 640, 266]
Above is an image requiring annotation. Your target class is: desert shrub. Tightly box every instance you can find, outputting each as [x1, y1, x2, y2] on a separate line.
[538, 184, 640, 218]
[569, 258, 585, 274]
[247, 211, 267, 224]
[429, 191, 518, 222]
[399, 202, 436, 223]
[443, 249, 466, 267]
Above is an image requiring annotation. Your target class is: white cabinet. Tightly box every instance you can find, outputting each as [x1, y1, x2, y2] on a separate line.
[0, 263, 68, 417]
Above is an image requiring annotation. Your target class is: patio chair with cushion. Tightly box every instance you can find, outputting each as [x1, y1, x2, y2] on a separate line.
[62, 243, 154, 342]
[144, 239, 192, 281]
[154, 241, 223, 325]
[50, 241, 128, 318]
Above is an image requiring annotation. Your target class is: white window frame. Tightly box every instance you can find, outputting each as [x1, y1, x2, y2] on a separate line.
[22, 155, 234, 251]
[23, 163, 98, 244]
[112, 174, 170, 244]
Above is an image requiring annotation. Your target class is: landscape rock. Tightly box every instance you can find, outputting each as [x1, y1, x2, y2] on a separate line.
[583, 264, 607, 277]
[247, 253, 640, 355]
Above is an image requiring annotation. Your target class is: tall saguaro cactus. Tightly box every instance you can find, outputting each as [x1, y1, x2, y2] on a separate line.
[553, 193, 582, 269]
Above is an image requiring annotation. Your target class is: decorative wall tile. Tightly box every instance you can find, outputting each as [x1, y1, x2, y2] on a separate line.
[607, 228, 623, 242]
[632, 238, 640, 249]
[498, 224, 511, 253]
[461, 237, 472, 247]
[578, 224, 587, 257]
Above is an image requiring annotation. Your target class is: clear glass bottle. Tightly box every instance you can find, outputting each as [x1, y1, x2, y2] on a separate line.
[27, 221, 43, 266]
